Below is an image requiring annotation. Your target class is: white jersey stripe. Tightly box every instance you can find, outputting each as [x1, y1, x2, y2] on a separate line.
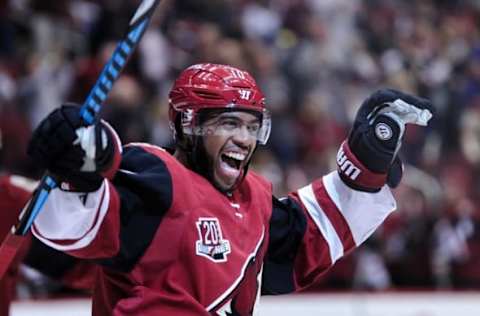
[32, 180, 111, 251]
[298, 184, 344, 264]
[323, 171, 396, 245]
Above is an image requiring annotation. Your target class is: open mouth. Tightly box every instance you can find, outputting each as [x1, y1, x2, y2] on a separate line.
[216, 151, 247, 187]
[221, 152, 245, 170]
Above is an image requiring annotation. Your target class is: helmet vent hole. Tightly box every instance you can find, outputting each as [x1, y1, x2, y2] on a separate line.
[193, 90, 223, 100]
[230, 83, 250, 88]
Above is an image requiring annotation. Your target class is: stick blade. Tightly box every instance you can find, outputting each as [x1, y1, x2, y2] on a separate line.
[0, 233, 25, 280]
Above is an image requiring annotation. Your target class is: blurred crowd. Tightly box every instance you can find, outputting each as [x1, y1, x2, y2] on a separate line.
[1, 0, 480, 296]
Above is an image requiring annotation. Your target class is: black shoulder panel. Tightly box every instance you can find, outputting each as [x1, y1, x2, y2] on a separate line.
[262, 196, 307, 295]
[96, 145, 173, 272]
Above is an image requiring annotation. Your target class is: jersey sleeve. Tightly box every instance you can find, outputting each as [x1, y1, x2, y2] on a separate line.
[0, 175, 37, 316]
[262, 171, 396, 294]
[32, 144, 173, 271]
[0, 175, 37, 240]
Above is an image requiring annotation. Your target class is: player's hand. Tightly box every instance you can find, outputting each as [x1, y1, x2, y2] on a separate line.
[27, 104, 122, 191]
[337, 88, 434, 192]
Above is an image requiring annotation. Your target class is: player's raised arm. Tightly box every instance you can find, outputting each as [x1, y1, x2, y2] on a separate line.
[263, 89, 434, 294]
[26, 104, 125, 257]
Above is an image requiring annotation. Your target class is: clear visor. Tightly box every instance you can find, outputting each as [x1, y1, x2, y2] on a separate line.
[182, 108, 271, 145]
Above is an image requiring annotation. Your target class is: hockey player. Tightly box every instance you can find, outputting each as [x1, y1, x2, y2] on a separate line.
[0, 127, 95, 315]
[0, 126, 38, 315]
[0, 126, 35, 316]
[27, 63, 434, 315]
[0, 175, 35, 316]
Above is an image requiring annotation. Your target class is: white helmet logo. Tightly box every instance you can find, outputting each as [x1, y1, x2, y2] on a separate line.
[238, 89, 251, 100]
[375, 122, 393, 141]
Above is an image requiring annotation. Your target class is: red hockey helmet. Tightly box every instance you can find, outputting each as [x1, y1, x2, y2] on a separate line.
[168, 63, 271, 144]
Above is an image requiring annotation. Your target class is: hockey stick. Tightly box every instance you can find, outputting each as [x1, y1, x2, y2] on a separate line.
[0, 0, 164, 280]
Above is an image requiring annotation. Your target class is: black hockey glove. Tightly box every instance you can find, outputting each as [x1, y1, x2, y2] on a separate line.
[337, 88, 434, 192]
[27, 104, 122, 192]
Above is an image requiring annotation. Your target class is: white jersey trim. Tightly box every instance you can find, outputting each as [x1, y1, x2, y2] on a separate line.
[325, 171, 396, 245]
[298, 184, 344, 264]
[9, 175, 38, 192]
[32, 180, 110, 251]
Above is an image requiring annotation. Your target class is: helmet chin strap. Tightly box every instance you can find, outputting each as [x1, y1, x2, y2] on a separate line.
[189, 135, 214, 186]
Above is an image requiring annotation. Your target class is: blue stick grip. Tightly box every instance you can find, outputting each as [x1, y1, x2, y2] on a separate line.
[17, 175, 58, 235]
[79, 18, 149, 124]
[15, 2, 158, 236]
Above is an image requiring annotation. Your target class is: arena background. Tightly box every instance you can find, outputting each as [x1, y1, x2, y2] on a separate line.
[1, 0, 480, 315]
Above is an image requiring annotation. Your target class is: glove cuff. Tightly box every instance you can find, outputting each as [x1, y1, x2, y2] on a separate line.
[337, 140, 387, 192]
[56, 173, 104, 192]
[99, 120, 122, 180]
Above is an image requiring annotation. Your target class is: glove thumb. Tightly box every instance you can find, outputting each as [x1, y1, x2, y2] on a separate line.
[386, 156, 403, 188]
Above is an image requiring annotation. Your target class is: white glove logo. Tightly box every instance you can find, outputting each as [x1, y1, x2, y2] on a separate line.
[375, 122, 393, 141]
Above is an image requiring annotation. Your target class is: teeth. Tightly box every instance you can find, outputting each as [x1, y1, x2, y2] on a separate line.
[224, 152, 246, 161]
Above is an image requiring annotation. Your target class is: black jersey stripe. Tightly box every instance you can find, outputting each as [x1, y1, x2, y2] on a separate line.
[261, 196, 307, 295]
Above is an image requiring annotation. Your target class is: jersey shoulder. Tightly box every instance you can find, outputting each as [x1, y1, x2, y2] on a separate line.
[122, 143, 189, 175]
[244, 170, 272, 193]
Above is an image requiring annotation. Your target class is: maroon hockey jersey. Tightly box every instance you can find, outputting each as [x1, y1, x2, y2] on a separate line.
[0, 174, 36, 316]
[32, 143, 396, 315]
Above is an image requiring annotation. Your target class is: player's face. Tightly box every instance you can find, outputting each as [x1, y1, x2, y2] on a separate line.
[201, 111, 260, 191]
